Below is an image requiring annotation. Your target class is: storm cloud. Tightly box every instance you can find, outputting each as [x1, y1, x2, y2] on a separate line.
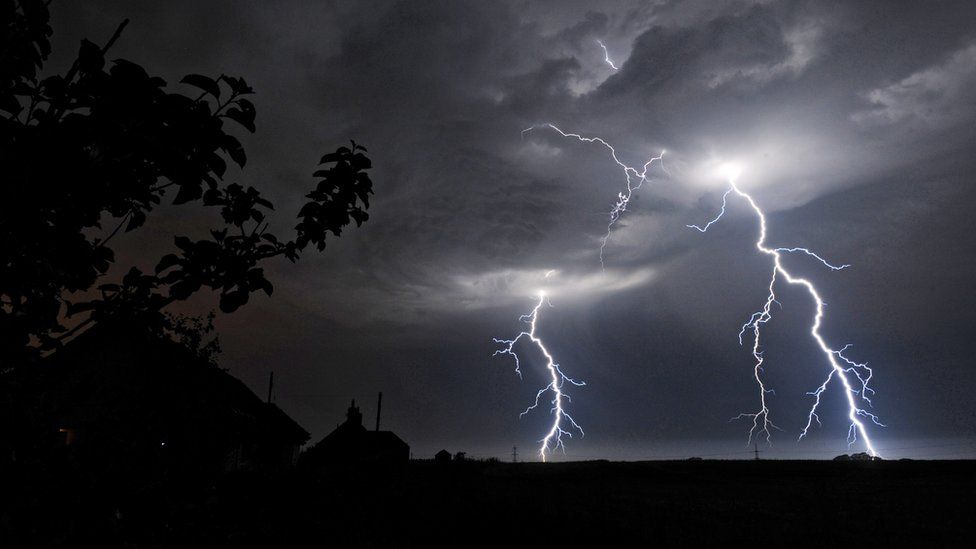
[57, 1, 976, 459]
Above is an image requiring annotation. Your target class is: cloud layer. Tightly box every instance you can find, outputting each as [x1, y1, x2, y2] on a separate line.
[57, 0, 976, 459]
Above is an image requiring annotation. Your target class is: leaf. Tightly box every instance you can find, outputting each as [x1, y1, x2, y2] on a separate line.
[110, 59, 150, 81]
[40, 75, 66, 98]
[219, 290, 249, 313]
[155, 254, 181, 273]
[78, 39, 105, 73]
[174, 236, 193, 251]
[224, 106, 255, 133]
[297, 202, 319, 218]
[219, 135, 246, 168]
[169, 278, 202, 300]
[11, 80, 33, 94]
[173, 182, 202, 204]
[121, 266, 146, 287]
[203, 188, 221, 206]
[221, 75, 254, 95]
[181, 73, 220, 98]
[0, 94, 22, 115]
[126, 210, 146, 232]
[65, 301, 97, 317]
[236, 98, 255, 117]
[208, 153, 227, 178]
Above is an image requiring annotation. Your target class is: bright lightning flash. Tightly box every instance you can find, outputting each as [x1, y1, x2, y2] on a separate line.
[596, 39, 619, 70]
[494, 293, 585, 461]
[688, 169, 884, 456]
[521, 124, 667, 267]
[516, 125, 884, 456]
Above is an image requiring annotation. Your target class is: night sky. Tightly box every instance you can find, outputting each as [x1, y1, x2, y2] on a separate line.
[55, 1, 976, 460]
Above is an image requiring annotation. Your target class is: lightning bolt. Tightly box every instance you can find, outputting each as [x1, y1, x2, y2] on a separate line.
[494, 293, 585, 461]
[513, 44, 881, 456]
[596, 39, 619, 70]
[521, 124, 667, 267]
[688, 177, 884, 456]
[518, 125, 881, 455]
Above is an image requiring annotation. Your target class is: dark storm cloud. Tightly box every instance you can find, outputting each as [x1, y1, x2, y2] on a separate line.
[57, 1, 976, 458]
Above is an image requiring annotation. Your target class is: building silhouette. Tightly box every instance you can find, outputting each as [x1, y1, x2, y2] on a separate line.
[301, 398, 409, 466]
[3, 321, 308, 480]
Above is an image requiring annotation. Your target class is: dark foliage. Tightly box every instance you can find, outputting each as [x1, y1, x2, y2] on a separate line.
[0, 0, 372, 358]
[164, 312, 222, 366]
[0, 1, 373, 362]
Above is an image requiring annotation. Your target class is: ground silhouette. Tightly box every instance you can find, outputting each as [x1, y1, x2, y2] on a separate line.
[2, 458, 972, 546]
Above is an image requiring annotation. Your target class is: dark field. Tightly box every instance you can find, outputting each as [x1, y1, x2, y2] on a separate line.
[4, 459, 974, 547]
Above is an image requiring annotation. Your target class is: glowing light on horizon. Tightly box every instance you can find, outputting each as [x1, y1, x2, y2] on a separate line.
[688, 174, 883, 456]
[494, 293, 585, 461]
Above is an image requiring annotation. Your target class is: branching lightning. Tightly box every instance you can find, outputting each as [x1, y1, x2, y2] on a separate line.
[504, 39, 883, 458]
[688, 176, 884, 456]
[521, 124, 666, 267]
[596, 39, 619, 70]
[494, 293, 585, 461]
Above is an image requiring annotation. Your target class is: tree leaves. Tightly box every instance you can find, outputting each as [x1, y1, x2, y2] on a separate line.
[224, 104, 255, 133]
[219, 290, 249, 313]
[296, 142, 374, 251]
[220, 135, 246, 167]
[126, 210, 146, 232]
[1, 0, 375, 361]
[220, 75, 254, 96]
[181, 73, 220, 98]
[155, 254, 181, 274]
[173, 182, 203, 205]
[77, 39, 104, 73]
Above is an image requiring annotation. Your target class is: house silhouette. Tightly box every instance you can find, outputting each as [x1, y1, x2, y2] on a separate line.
[3, 320, 308, 480]
[301, 399, 409, 466]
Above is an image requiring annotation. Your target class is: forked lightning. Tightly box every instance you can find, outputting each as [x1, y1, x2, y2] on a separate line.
[494, 293, 585, 461]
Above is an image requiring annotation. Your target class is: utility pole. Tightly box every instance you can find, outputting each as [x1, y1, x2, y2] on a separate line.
[375, 392, 383, 431]
[512, 446, 518, 463]
[266, 371, 274, 404]
[754, 442, 760, 461]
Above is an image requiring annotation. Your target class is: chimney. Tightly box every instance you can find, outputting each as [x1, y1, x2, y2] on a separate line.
[375, 392, 383, 432]
[346, 399, 363, 426]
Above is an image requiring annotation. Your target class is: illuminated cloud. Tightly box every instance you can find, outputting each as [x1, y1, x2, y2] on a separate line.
[706, 19, 824, 88]
[852, 42, 976, 129]
[67, 0, 976, 455]
[453, 266, 656, 307]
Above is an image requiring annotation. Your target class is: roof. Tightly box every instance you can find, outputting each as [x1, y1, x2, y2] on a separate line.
[301, 401, 409, 464]
[35, 320, 309, 444]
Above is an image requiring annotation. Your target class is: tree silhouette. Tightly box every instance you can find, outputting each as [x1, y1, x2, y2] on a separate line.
[0, 1, 373, 363]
